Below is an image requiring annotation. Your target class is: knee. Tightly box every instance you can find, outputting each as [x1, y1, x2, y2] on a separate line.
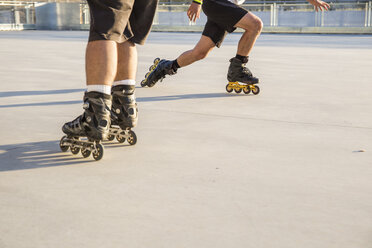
[193, 49, 209, 61]
[245, 17, 263, 34]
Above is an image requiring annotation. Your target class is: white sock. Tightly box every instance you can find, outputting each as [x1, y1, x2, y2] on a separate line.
[113, 79, 136, 86]
[87, 85, 111, 95]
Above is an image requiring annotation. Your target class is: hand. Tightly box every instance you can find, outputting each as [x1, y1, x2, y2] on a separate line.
[187, 2, 201, 23]
[307, 0, 330, 11]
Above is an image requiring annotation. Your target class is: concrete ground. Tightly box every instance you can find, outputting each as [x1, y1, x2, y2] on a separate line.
[0, 31, 371, 248]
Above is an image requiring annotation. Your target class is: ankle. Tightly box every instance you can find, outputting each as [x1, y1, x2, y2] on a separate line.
[235, 54, 249, 63]
[172, 59, 180, 71]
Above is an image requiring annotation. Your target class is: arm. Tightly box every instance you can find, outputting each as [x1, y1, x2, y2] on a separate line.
[187, 1, 202, 23]
[306, 0, 330, 11]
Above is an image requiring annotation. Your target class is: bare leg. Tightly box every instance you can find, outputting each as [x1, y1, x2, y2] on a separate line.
[86, 40, 118, 86]
[142, 35, 215, 87]
[234, 12, 263, 56]
[176, 35, 215, 67]
[111, 41, 138, 129]
[63, 40, 115, 141]
[115, 41, 137, 81]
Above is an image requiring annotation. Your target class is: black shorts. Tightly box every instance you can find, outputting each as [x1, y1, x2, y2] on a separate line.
[87, 0, 158, 44]
[202, 0, 247, 47]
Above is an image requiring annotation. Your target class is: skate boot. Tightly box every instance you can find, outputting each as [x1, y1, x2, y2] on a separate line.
[141, 58, 177, 87]
[108, 85, 137, 145]
[226, 57, 260, 95]
[59, 91, 112, 161]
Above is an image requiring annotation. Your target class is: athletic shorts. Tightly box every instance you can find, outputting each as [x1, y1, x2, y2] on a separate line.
[202, 0, 248, 47]
[87, 0, 158, 44]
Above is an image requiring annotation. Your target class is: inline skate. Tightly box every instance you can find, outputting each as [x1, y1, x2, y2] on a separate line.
[140, 58, 177, 87]
[108, 84, 138, 146]
[225, 57, 260, 95]
[59, 91, 112, 161]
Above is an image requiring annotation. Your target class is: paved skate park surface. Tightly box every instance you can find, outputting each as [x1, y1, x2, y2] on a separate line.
[0, 31, 372, 248]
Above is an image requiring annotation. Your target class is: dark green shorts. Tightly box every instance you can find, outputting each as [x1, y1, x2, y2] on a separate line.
[87, 0, 158, 44]
[202, 0, 247, 47]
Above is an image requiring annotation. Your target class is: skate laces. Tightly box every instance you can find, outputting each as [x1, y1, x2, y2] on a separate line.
[66, 115, 83, 130]
[242, 65, 253, 76]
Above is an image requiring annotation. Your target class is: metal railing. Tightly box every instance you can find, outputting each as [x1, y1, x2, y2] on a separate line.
[0, 1, 35, 28]
[1, 1, 371, 31]
[154, 2, 372, 27]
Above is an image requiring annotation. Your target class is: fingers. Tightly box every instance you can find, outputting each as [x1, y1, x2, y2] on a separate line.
[323, 1, 330, 9]
[193, 12, 197, 22]
[315, 0, 330, 11]
[187, 4, 201, 22]
[187, 9, 191, 20]
[188, 11, 199, 22]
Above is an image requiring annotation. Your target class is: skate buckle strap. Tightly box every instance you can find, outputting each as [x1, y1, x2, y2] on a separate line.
[83, 102, 90, 110]
[69, 116, 82, 130]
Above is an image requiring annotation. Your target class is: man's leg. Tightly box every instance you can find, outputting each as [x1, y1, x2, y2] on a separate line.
[86, 40, 118, 87]
[115, 41, 137, 81]
[62, 40, 116, 141]
[142, 35, 215, 87]
[226, 12, 262, 85]
[234, 12, 263, 57]
[176, 35, 215, 67]
[111, 41, 139, 129]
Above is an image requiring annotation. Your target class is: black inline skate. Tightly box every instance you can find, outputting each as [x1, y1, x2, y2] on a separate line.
[140, 58, 177, 87]
[226, 57, 260, 95]
[108, 85, 138, 146]
[60, 91, 112, 161]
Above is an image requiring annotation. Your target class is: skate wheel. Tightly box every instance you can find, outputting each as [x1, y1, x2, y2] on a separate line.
[140, 80, 147, 87]
[116, 133, 126, 143]
[243, 86, 251, 94]
[70, 146, 80, 155]
[145, 72, 150, 78]
[252, 85, 260, 95]
[226, 84, 233, 93]
[92, 143, 104, 161]
[107, 134, 115, 141]
[81, 148, 91, 158]
[154, 58, 160, 63]
[127, 130, 137, 146]
[234, 88, 242, 94]
[59, 136, 69, 152]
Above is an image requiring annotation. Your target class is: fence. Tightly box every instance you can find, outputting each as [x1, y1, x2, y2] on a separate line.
[152, 2, 372, 32]
[0, 1, 35, 30]
[1, 1, 372, 33]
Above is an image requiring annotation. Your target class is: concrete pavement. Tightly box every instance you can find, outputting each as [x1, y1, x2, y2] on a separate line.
[0, 31, 371, 248]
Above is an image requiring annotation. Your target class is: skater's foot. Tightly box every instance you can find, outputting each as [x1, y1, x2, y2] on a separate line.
[62, 91, 112, 140]
[111, 84, 138, 129]
[143, 59, 177, 87]
[62, 114, 86, 137]
[227, 57, 259, 85]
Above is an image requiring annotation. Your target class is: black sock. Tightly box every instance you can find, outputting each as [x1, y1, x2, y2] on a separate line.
[172, 59, 180, 71]
[235, 54, 249, 63]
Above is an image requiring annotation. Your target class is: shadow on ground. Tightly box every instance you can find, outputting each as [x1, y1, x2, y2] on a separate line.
[0, 89, 85, 98]
[0, 140, 133, 171]
[0, 92, 246, 108]
[0, 140, 94, 171]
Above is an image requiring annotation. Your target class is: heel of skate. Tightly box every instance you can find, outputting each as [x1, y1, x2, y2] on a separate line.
[225, 82, 260, 95]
